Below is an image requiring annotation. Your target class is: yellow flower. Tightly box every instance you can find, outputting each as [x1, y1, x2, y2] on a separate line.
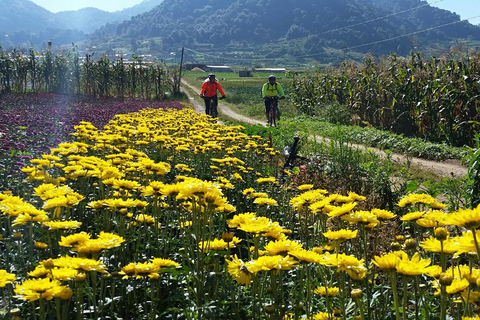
[400, 211, 425, 221]
[264, 239, 303, 256]
[199, 238, 241, 252]
[297, 184, 314, 191]
[372, 251, 405, 271]
[112, 179, 141, 190]
[43, 256, 108, 273]
[119, 262, 160, 279]
[14, 278, 72, 302]
[445, 205, 480, 230]
[238, 217, 272, 235]
[242, 188, 255, 196]
[397, 193, 446, 209]
[371, 208, 396, 221]
[425, 265, 443, 278]
[150, 258, 180, 269]
[416, 210, 447, 228]
[247, 255, 298, 273]
[256, 177, 277, 184]
[320, 252, 366, 278]
[34, 242, 48, 249]
[323, 229, 358, 241]
[289, 249, 323, 264]
[453, 230, 480, 255]
[347, 192, 366, 202]
[341, 210, 379, 226]
[73, 232, 125, 253]
[419, 236, 457, 254]
[326, 202, 357, 218]
[227, 212, 257, 228]
[446, 278, 469, 295]
[12, 213, 50, 226]
[0, 270, 16, 287]
[290, 189, 327, 210]
[226, 255, 252, 286]
[42, 220, 82, 230]
[314, 286, 340, 296]
[253, 197, 278, 206]
[396, 253, 431, 276]
[310, 312, 337, 320]
[59, 232, 91, 248]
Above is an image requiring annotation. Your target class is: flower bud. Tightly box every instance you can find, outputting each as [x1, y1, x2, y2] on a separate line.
[390, 242, 401, 251]
[404, 238, 416, 250]
[434, 227, 449, 241]
[75, 273, 87, 283]
[351, 288, 363, 299]
[264, 305, 275, 314]
[222, 232, 234, 243]
[439, 274, 454, 286]
[43, 258, 55, 270]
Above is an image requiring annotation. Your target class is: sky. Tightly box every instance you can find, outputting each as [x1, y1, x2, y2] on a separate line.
[29, 0, 480, 24]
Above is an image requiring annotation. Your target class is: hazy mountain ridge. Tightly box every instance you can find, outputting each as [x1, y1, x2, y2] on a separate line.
[55, 0, 164, 34]
[0, 0, 164, 49]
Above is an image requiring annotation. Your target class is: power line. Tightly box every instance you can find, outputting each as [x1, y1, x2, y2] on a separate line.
[268, 0, 446, 46]
[346, 14, 480, 51]
[184, 11, 480, 62]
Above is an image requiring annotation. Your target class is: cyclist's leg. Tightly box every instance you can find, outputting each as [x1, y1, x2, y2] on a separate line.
[265, 98, 272, 123]
[204, 96, 211, 115]
[212, 95, 218, 117]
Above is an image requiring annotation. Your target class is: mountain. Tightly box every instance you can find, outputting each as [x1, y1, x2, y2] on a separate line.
[55, 0, 164, 34]
[0, 0, 63, 33]
[0, 0, 86, 49]
[85, 0, 480, 62]
[55, 8, 116, 34]
[0, 0, 164, 49]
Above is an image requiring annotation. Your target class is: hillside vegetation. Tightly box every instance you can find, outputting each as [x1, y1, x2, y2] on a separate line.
[88, 0, 480, 63]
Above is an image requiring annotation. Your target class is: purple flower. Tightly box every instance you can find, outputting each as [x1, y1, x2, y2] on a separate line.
[14, 161, 26, 167]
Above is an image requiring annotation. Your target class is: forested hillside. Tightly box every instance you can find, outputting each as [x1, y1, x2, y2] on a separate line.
[87, 0, 480, 61]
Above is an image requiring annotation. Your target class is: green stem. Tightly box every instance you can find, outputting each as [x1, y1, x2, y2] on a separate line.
[472, 230, 480, 262]
[355, 297, 366, 320]
[402, 277, 408, 320]
[390, 272, 401, 320]
[39, 299, 46, 320]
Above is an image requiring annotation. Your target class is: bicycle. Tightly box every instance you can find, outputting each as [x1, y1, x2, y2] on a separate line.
[202, 95, 225, 118]
[265, 96, 283, 127]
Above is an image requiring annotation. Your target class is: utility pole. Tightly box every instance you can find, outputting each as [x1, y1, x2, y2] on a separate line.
[177, 47, 184, 93]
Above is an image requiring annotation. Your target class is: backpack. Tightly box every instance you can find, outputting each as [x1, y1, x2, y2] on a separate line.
[266, 83, 278, 92]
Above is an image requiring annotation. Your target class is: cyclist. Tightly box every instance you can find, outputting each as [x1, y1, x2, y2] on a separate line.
[200, 73, 226, 117]
[262, 75, 285, 124]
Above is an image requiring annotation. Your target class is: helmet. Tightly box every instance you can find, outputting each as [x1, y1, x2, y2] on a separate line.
[268, 75, 276, 80]
[208, 73, 216, 78]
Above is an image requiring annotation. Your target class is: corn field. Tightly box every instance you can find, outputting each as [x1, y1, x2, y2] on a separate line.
[0, 44, 177, 100]
[291, 52, 480, 147]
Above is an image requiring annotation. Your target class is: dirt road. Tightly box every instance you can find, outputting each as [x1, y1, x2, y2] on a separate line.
[181, 80, 468, 179]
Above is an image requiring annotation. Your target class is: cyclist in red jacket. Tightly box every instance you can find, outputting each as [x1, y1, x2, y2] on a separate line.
[200, 73, 226, 116]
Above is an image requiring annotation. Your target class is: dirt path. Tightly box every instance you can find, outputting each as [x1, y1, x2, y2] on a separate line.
[181, 81, 468, 179]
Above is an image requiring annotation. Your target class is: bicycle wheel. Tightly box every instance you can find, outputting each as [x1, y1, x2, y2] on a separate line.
[269, 108, 276, 127]
[212, 100, 218, 118]
[271, 101, 277, 127]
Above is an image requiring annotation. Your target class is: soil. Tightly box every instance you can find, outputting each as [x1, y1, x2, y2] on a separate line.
[181, 81, 468, 180]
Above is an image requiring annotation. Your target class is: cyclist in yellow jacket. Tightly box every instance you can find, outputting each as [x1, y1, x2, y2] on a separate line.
[200, 73, 226, 116]
[262, 75, 285, 124]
